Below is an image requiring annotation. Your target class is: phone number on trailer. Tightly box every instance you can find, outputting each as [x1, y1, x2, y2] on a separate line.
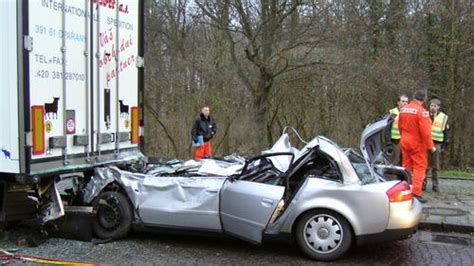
[34, 70, 85, 81]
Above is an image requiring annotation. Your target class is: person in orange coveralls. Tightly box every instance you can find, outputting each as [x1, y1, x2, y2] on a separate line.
[398, 90, 436, 203]
[191, 106, 217, 160]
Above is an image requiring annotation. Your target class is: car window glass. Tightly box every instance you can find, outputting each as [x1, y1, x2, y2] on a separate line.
[345, 149, 380, 184]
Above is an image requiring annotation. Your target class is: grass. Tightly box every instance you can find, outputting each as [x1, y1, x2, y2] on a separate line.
[440, 170, 474, 179]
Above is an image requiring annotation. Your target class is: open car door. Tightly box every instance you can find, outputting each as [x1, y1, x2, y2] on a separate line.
[219, 153, 293, 244]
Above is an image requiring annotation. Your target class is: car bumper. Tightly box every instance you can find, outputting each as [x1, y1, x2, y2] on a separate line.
[387, 198, 422, 230]
[356, 199, 421, 246]
[355, 226, 418, 246]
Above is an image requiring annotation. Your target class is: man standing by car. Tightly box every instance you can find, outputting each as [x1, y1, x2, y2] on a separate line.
[424, 98, 449, 192]
[398, 90, 435, 203]
[388, 94, 409, 165]
[191, 106, 217, 160]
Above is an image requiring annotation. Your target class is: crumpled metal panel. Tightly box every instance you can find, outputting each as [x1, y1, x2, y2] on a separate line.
[39, 181, 65, 223]
[197, 160, 243, 176]
[82, 166, 230, 231]
[222, 154, 246, 164]
[138, 175, 227, 230]
[143, 158, 244, 177]
[83, 154, 246, 206]
[82, 166, 145, 207]
[262, 133, 301, 172]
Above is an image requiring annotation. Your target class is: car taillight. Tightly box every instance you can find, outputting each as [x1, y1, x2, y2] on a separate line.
[387, 181, 413, 202]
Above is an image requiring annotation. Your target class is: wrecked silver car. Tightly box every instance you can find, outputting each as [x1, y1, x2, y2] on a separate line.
[63, 116, 421, 261]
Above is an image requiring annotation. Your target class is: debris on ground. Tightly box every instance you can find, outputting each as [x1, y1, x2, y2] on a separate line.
[0, 248, 98, 265]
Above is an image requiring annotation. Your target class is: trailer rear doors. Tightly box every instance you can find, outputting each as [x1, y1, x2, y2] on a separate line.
[25, 0, 144, 175]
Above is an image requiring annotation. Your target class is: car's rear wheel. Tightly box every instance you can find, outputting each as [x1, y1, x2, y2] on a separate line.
[295, 210, 352, 261]
[92, 191, 132, 240]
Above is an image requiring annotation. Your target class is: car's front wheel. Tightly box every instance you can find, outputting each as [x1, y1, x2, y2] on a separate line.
[92, 191, 132, 240]
[295, 210, 352, 261]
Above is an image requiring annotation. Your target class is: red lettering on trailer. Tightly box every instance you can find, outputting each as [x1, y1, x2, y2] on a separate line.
[92, 0, 129, 14]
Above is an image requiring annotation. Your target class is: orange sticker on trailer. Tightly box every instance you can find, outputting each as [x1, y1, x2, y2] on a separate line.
[131, 107, 140, 144]
[31, 106, 45, 155]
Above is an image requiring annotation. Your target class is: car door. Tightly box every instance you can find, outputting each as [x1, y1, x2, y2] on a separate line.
[219, 153, 293, 244]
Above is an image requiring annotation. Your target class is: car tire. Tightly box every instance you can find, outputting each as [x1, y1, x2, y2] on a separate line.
[92, 191, 132, 240]
[295, 210, 352, 261]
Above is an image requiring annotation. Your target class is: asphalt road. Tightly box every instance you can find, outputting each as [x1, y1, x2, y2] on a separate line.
[1, 229, 473, 265]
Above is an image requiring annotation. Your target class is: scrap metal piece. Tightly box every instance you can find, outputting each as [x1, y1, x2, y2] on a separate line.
[197, 160, 243, 176]
[222, 154, 246, 164]
[262, 133, 300, 172]
[38, 181, 65, 224]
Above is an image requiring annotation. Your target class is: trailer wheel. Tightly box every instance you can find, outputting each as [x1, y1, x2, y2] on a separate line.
[92, 191, 132, 240]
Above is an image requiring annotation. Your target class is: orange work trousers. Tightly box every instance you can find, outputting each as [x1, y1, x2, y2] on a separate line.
[194, 141, 212, 161]
[401, 144, 428, 196]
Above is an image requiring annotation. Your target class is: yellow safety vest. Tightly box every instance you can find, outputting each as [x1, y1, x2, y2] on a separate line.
[389, 107, 400, 140]
[431, 112, 448, 142]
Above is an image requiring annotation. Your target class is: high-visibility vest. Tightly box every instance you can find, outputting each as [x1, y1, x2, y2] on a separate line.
[431, 112, 448, 142]
[389, 107, 400, 140]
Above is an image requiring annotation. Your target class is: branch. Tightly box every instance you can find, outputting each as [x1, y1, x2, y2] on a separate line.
[214, 116, 237, 152]
[275, 61, 347, 78]
[144, 98, 180, 157]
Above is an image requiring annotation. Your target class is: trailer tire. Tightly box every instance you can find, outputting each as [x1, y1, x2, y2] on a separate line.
[92, 191, 132, 240]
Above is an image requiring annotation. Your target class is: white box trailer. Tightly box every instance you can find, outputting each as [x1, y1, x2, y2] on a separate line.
[0, 0, 144, 225]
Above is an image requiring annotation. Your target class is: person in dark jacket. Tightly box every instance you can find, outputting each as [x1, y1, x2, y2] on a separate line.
[191, 106, 217, 160]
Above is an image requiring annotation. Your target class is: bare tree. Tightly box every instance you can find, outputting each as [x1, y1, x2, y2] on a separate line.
[196, 0, 335, 149]
[142, 0, 474, 169]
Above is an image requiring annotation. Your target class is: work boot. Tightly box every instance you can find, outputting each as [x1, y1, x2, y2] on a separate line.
[414, 195, 427, 204]
[432, 185, 439, 193]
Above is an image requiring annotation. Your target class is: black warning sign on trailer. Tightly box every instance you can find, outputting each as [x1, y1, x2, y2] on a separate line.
[104, 89, 111, 130]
